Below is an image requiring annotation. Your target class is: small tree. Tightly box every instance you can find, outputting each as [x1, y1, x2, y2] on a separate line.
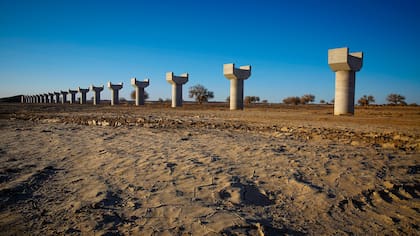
[130, 90, 149, 100]
[300, 94, 315, 104]
[283, 96, 301, 105]
[358, 95, 375, 106]
[387, 93, 406, 105]
[320, 99, 326, 104]
[368, 95, 375, 104]
[245, 96, 260, 104]
[188, 84, 214, 104]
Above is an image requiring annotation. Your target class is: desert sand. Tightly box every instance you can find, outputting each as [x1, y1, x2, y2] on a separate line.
[0, 103, 419, 235]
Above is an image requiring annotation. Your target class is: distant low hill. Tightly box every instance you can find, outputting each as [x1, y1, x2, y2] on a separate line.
[0, 95, 22, 103]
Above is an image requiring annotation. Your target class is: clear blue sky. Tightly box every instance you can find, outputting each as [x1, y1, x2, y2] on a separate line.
[1, 0, 419, 104]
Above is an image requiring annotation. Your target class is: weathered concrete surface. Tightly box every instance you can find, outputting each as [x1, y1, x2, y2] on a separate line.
[224, 63, 251, 110]
[166, 72, 188, 108]
[328, 47, 363, 115]
[107, 82, 123, 106]
[131, 78, 150, 106]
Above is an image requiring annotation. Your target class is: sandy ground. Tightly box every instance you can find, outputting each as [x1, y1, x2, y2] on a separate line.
[0, 103, 419, 235]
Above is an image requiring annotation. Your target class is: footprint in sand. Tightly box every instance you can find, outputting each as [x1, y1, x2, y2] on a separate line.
[218, 177, 273, 206]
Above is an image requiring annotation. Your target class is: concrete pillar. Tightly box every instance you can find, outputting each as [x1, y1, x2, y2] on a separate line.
[21, 95, 24, 103]
[48, 93, 54, 103]
[131, 78, 150, 106]
[36, 95, 41, 103]
[61, 91, 68, 104]
[43, 94, 49, 103]
[328, 47, 363, 115]
[107, 82, 123, 106]
[166, 72, 188, 108]
[90, 85, 104, 105]
[78, 87, 89, 104]
[68, 90, 78, 104]
[223, 63, 252, 110]
[54, 92, 60, 104]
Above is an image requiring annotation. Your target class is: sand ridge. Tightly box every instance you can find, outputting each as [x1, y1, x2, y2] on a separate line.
[0, 103, 419, 235]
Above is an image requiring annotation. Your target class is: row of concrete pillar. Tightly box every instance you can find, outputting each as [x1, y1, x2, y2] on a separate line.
[21, 80, 146, 106]
[21, 47, 363, 115]
[20, 67, 247, 110]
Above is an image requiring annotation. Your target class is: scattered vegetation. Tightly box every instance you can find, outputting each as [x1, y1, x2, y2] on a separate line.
[283, 96, 301, 105]
[283, 94, 316, 105]
[130, 90, 149, 100]
[188, 84, 214, 104]
[358, 95, 375, 106]
[387, 93, 406, 105]
[300, 94, 315, 104]
[245, 96, 260, 104]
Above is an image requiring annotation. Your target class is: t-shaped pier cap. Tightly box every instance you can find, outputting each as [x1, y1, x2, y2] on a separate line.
[131, 78, 150, 106]
[223, 63, 252, 110]
[48, 93, 54, 104]
[78, 87, 89, 104]
[328, 47, 363, 72]
[166, 72, 188, 107]
[107, 82, 123, 105]
[328, 47, 363, 115]
[53, 92, 60, 104]
[68, 90, 78, 104]
[60, 91, 68, 104]
[90, 85, 104, 105]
